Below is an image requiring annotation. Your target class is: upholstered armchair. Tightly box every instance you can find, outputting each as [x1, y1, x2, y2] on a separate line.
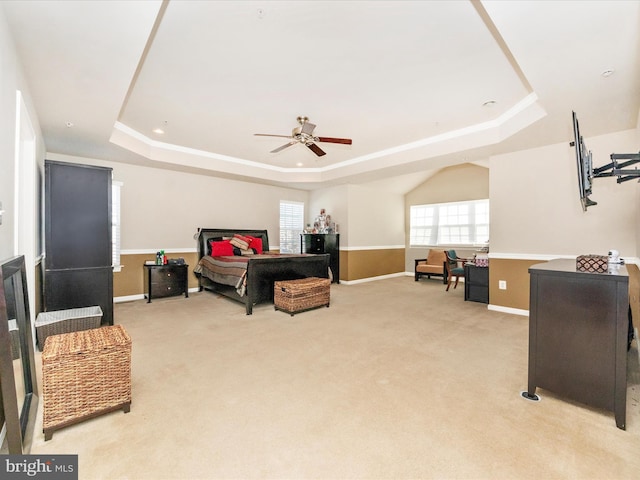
[415, 249, 447, 284]
[445, 250, 471, 291]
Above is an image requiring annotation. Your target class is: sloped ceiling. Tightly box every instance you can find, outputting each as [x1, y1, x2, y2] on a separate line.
[3, 0, 639, 193]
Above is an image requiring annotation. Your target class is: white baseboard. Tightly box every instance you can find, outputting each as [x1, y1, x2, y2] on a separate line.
[340, 272, 406, 285]
[114, 294, 145, 303]
[114, 287, 199, 304]
[488, 304, 529, 317]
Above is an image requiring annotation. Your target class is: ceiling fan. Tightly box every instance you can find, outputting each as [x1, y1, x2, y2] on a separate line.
[254, 116, 352, 157]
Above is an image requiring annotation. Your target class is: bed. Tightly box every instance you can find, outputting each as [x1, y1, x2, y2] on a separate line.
[195, 228, 330, 314]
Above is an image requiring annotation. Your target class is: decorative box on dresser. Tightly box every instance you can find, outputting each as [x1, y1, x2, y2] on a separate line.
[464, 264, 489, 303]
[301, 234, 340, 283]
[144, 264, 189, 302]
[44, 160, 113, 325]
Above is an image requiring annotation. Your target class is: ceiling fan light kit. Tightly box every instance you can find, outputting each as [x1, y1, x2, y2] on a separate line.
[255, 116, 352, 157]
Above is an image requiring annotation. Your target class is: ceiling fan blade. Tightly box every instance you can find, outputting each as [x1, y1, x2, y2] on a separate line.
[254, 133, 293, 139]
[306, 142, 326, 157]
[317, 136, 352, 145]
[300, 122, 316, 136]
[270, 141, 297, 153]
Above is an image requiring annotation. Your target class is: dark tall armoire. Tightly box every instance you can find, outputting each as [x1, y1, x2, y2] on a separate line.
[301, 233, 340, 283]
[44, 160, 113, 325]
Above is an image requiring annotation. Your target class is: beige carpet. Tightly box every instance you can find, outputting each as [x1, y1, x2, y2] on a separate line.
[29, 276, 640, 479]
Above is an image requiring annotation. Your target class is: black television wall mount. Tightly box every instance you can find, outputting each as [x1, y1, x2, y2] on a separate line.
[593, 152, 640, 183]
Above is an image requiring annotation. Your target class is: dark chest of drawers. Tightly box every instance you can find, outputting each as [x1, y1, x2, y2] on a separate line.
[144, 264, 189, 303]
[527, 259, 629, 429]
[301, 233, 340, 283]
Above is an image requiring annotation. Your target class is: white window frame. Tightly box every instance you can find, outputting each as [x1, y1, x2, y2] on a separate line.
[112, 181, 122, 271]
[279, 200, 304, 254]
[410, 199, 489, 247]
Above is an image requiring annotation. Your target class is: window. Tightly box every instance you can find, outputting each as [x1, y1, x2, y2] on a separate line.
[279, 200, 304, 253]
[112, 181, 122, 270]
[410, 199, 489, 246]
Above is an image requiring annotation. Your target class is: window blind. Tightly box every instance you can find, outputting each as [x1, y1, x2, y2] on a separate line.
[279, 200, 304, 254]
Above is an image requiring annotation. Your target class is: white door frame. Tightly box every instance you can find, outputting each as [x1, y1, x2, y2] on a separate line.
[14, 90, 37, 324]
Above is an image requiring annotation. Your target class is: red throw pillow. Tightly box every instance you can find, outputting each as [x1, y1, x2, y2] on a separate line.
[248, 236, 263, 254]
[210, 240, 234, 256]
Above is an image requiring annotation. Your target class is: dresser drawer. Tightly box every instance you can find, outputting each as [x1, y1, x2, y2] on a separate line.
[150, 267, 185, 286]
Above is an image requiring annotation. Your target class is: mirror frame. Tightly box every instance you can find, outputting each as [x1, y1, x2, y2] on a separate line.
[0, 255, 38, 453]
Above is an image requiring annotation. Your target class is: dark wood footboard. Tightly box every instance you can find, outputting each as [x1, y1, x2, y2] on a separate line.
[243, 254, 330, 314]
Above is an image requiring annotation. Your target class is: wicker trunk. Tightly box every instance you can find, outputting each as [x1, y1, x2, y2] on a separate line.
[36, 306, 103, 351]
[274, 277, 330, 316]
[42, 325, 131, 440]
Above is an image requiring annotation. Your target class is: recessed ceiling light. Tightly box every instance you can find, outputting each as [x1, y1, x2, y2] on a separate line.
[601, 69, 615, 77]
[296, 162, 304, 167]
[482, 100, 497, 108]
[152, 128, 165, 135]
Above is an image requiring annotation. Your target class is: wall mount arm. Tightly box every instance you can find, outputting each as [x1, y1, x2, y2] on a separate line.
[593, 152, 640, 183]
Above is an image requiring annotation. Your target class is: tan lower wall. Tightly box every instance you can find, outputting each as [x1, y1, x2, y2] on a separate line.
[114, 252, 200, 298]
[340, 248, 405, 281]
[488, 258, 546, 311]
[98, 250, 556, 309]
[115, 248, 410, 295]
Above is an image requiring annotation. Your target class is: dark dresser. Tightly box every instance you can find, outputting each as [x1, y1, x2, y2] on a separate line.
[301, 234, 340, 283]
[144, 264, 189, 302]
[464, 264, 489, 303]
[527, 258, 629, 429]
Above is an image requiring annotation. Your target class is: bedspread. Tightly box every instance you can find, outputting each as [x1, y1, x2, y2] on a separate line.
[194, 255, 249, 296]
[194, 253, 318, 298]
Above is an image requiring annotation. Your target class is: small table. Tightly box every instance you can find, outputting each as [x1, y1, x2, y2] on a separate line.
[464, 264, 489, 303]
[144, 264, 189, 303]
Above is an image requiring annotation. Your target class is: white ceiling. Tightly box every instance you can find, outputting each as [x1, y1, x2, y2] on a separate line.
[3, 0, 639, 193]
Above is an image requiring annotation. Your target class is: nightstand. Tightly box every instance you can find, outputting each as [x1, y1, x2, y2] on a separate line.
[144, 264, 189, 303]
[464, 264, 489, 303]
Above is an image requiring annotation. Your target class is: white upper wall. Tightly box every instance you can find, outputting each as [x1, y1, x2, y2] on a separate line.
[310, 184, 405, 249]
[490, 128, 639, 258]
[46, 153, 309, 252]
[308, 185, 349, 243]
[0, 9, 21, 260]
[405, 163, 489, 206]
[0, 8, 45, 261]
[346, 184, 405, 248]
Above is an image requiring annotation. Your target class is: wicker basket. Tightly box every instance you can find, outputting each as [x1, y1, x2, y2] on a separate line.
[42, 325, 131, 440]
[36, 306, 103, 351]
[576, 254, 608, 273]
[274, 277, 330, 316]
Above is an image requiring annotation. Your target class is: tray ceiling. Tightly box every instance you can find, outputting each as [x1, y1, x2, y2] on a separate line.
[3, 0, 639, 192]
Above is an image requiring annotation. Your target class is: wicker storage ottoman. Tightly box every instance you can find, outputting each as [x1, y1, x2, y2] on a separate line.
[36, 306, 103, 351]
[274, 277, 330, 316]
[42, 325, 131, 440]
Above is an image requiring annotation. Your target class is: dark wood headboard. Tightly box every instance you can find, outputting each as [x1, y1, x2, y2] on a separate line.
[197, 228, 270, 259]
